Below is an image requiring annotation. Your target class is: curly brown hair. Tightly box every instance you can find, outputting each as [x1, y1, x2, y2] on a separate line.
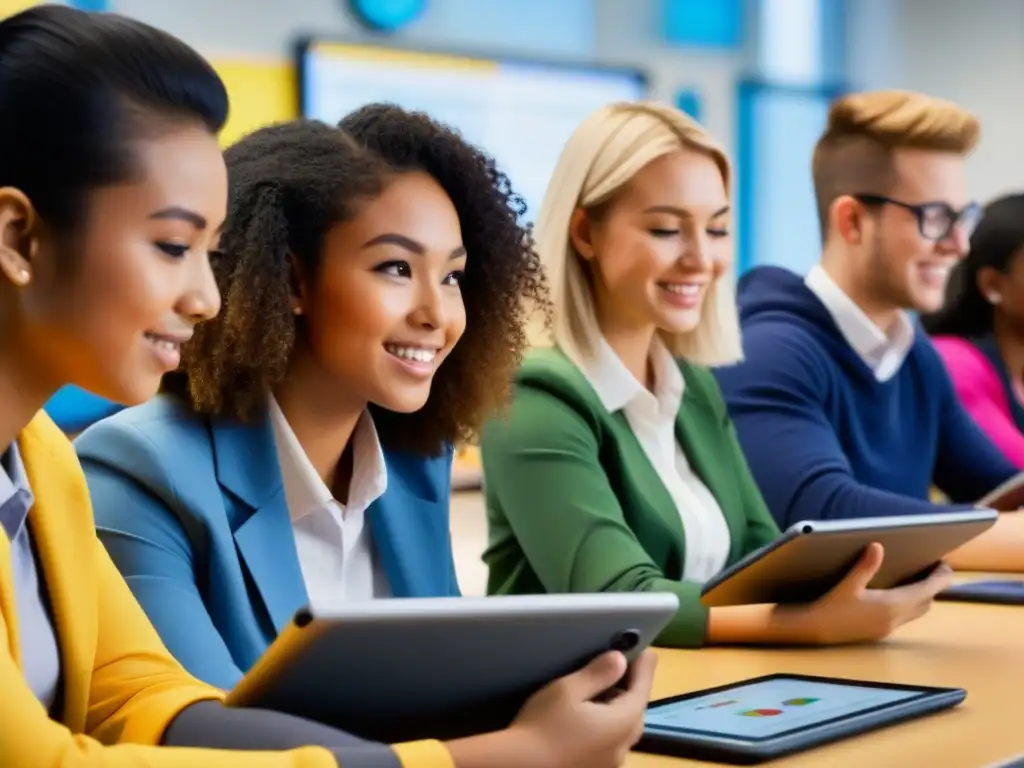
[173, 108, 547, 455]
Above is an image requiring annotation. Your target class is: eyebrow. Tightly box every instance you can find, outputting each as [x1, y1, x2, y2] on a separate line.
[363, 233, 467, 259]
[643, 205, 731, 218]
[149, 206, 208, 230]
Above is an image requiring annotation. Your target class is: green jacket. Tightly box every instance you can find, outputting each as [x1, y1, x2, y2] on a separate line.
[480, 348, 780, 647]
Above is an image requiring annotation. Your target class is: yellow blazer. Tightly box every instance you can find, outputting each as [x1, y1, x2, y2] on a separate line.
[0, 411, 452, 768]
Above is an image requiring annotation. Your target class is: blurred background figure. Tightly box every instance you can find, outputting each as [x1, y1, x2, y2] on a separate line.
[925, 194, 1024, 467]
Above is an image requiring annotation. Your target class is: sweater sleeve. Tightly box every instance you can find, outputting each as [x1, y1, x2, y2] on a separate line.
[480, 385, 710, 648]
[715, 324, 968, 528]
[932, 337, 1024, 471]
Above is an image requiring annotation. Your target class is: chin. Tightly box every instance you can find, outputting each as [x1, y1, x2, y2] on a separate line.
[373, 389, 432, 415]
[908, 288, 946, 315]
[72, 368, 160, 410]
[657, 310, 703, 335]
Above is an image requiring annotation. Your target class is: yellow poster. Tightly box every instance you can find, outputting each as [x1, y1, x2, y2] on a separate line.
[210, 59, 297, 147]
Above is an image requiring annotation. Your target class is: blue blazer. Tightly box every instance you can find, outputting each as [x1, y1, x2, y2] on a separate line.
[75, 395, 460, 690]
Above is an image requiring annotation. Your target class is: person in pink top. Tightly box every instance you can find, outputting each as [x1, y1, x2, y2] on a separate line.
[924, 193, 1024, 467]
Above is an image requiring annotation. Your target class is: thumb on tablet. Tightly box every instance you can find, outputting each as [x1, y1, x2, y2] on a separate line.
[570, 651, 629, 701]
[837, 542, 885, 593]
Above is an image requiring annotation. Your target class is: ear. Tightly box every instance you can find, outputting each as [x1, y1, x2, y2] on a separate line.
[569, 207, 597, 262]
[0, 187, 38, 287]
[977, 265, 1004, 305]
[287, 251, 307, 316]
[831, 195, 867, 246]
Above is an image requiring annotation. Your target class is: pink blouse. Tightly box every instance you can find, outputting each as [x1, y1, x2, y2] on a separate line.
[932, 335, 1024, 468]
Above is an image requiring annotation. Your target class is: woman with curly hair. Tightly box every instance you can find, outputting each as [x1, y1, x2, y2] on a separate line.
[75, 108, 655, 767]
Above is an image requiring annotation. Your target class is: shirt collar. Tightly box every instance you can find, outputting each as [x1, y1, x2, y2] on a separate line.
[0, 442, 33, 540]
[580, 336, 684, 421]
[268, 397, 388, 521]
[805, 264, 915, 381]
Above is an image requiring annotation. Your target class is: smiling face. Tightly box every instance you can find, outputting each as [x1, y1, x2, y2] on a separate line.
[572, 147, 730, 339]
[290, 170, 467, 414]
[0, 123, 226, 405]
[857, 149, 974, 315]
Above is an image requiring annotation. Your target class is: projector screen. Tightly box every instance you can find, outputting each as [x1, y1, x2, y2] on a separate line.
[297, 40, 647, 221]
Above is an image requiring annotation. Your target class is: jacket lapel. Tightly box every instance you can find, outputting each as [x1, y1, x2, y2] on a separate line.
[367, 451, 446, 598]
[210, 414, 308, 633]
[675, 370, 747, 561]
[608, 412, 686, 543]
[20, 414, 93, 731]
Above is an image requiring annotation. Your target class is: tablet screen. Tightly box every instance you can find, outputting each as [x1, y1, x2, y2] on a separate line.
[645, 677, 926, 742]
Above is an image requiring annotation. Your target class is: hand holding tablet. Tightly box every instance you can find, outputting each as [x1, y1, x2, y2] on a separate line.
[767, 543, 954, 645]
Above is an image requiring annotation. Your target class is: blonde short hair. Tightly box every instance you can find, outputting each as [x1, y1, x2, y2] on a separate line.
[533, 100, 742, 368]
[812, 90, 980, 232]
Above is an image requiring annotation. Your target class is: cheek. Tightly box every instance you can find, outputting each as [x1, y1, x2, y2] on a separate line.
[304, 276, 399, 364]
[596, 234, 666, 294]
[447, 292, 467, 344]
[42, 243, 167, 350]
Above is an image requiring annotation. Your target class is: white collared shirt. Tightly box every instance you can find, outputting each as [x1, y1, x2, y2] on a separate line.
[805, 265, 916, 382]
[268, 397, 391, 607]
[579, 338, 732, 583]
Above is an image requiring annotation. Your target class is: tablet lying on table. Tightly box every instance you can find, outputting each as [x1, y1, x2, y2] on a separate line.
[225, 592, 678, 742]
[700, 509, 997, 607]
[638, 673, 966, 764]
[938, 579, 1024, 605]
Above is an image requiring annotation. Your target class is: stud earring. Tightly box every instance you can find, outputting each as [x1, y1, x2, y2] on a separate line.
[292, 305, 303, 316]
[987, 292, 1003, 305]
[12, 268, 29, 286]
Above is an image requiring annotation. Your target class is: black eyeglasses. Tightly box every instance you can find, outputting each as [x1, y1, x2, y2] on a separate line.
[853, 194, 981, 241]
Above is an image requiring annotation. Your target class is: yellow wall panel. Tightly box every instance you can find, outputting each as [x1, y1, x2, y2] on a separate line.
[211, 58, 297, 147]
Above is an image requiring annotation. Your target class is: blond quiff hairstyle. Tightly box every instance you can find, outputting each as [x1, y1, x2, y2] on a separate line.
[812, 90, 980, 233]
[533, 101, 743, 368]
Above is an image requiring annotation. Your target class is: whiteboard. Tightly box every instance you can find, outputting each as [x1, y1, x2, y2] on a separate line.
[298, 41, 647, 221]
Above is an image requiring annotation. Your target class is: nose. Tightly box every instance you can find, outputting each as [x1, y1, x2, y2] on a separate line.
[408, 278, 444, 330]
[678, 233, 713, 270]
[177, 251, 222, 323]
[941, 221, 971, 257]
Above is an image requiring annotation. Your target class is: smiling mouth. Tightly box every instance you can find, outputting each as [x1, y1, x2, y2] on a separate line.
[384, 344, 439, 365]
[658, 282, 704, 297]
[143, 332, 185, 352]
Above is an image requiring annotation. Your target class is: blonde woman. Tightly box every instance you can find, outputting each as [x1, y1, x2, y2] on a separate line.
[479, 102, 953, 649]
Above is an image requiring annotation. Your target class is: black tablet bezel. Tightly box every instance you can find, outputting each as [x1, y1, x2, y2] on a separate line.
[643, 673, 959, 744]
[938, 580, 1024, 605]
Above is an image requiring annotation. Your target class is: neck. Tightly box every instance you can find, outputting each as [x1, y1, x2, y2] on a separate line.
[820, 247, 901, 334]
[992, 313, 1024, 387]
[598, 317, 658, 389]
[272, 348, 367, 504]
[0, 341, 61, 453]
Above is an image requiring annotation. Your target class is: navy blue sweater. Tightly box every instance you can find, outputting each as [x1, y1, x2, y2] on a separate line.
[714, 266, 1017, 528]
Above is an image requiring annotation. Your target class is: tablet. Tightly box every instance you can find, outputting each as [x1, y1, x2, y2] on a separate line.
[937, 579, 1024, 605]
[225, 592, 678, 742]
[638, 674, 966, 764]
[700, 509, 997, 607]
[978, 472, 1024, 511]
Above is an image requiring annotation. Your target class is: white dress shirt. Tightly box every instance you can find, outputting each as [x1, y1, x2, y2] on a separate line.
[268, 397, 390, 607]
[579, 338, 732, 583]
[805, 265, 915, 382]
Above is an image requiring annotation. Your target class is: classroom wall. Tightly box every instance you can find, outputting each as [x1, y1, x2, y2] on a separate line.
[105, 0, 749, 155]
[846, 0, 1024, 204]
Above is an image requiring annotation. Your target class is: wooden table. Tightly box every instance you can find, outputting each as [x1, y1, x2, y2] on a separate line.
[628, 587, 1024, 767]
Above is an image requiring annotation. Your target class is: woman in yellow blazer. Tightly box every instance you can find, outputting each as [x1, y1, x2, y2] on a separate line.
[0, 6, 654, 768]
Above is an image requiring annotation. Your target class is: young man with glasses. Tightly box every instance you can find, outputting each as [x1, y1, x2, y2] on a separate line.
[715, 90, 1024, 570]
